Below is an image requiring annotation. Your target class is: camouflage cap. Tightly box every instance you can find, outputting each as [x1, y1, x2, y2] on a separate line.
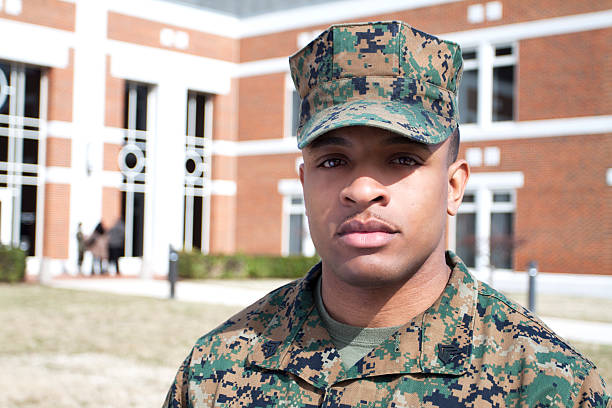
[289, 21, 463, 149]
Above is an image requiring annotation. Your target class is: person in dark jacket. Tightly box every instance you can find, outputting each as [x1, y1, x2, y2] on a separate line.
[107, 219, 125, 276]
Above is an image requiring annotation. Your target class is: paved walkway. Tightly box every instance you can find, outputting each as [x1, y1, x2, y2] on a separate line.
[471, 269, 612, 299]
[48, 277, 292, 307]
[47, 275, 612, 346]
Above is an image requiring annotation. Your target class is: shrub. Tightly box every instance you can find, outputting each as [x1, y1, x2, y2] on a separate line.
[0, 245, 26, 283]
[177, 251, 319, 280]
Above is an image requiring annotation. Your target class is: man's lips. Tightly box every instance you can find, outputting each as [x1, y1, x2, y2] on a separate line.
[336, 219, 399, 248]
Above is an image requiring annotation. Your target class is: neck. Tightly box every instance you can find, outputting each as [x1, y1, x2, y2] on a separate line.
[320, 245, 451, 328]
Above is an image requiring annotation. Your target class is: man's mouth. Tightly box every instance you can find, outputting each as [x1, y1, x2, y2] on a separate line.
[336, 219, 399, 248]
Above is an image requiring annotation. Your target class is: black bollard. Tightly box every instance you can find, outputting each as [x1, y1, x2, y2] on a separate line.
[528, 261, 537, 313]
[169, 246, 179, 299]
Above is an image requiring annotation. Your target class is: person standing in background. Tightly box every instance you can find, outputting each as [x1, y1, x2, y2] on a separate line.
[107, 219, 124, 276]
[86, 222, 108, 276]
[76, 222, 85, 275]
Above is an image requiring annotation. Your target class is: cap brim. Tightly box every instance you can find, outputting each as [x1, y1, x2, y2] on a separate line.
[297, 100, 455, 149]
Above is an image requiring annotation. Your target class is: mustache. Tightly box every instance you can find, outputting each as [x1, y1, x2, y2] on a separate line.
[336, 210, 400, 232]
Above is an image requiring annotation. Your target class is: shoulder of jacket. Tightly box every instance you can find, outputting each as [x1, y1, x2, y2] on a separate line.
[475, 280, 597, 372]
[192, 278, 302, 351]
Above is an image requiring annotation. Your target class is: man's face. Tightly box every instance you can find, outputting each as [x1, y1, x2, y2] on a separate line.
[300, 126, 464, 289]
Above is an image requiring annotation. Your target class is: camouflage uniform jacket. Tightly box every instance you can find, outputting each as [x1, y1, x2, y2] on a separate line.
[164, 252, 610, 407]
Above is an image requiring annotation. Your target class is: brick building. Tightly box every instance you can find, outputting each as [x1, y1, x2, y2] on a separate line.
[0, 0, 610, 277]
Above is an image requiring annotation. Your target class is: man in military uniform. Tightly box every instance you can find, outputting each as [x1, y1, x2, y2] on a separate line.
[164, 21, 610, 407]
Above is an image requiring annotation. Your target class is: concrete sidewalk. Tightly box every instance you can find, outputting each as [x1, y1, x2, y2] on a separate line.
[47, 275, 612, 346]
[48, 277, 292, 307]
[471, 269, 612, 299]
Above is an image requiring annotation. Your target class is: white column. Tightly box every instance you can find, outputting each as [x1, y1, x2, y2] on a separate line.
[477, 42, 494, 127]
[475, 188, 492, 272]
[141, 81, 186, 277]
[67, 0, 108, 274]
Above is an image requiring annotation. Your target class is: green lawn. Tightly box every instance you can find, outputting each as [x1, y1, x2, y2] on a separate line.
[0, 284, 242, 408]
[1, 284, 609, 407]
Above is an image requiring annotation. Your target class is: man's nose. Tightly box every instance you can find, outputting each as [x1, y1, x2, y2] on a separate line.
[340, 176, 389, 207]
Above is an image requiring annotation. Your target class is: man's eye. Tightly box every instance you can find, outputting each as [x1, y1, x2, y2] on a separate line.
[320, 158, 345, 168]
[391, 156, 418, 166]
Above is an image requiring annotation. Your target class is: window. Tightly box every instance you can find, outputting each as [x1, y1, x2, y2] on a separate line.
[0, 61, 42, 255]
[458, 51, 478, 124]
[456, 197, 477, 267]
[490, 191, 514, 269]
[455, 189, 516, 270]
[183, 91, 211, 252]
[278, 178, 316, 257]
[120, 82, 149, 257]
[458, 44, 516, 125]
[285, 75, 301, 138]
[286, 195, 306, 255]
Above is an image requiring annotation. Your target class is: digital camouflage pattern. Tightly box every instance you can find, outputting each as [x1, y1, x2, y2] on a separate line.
[163, 252, 610, 407]
[289, 21, 463, 148]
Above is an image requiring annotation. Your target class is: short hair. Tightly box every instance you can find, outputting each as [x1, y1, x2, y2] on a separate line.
[448, 127, 460, 165]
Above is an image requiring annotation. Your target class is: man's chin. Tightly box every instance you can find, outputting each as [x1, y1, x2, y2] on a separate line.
[328, 255, 416, 289]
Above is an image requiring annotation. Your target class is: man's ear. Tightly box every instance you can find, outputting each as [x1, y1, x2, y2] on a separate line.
[447, 159, 469, 216]
[299, 162, 305, 186]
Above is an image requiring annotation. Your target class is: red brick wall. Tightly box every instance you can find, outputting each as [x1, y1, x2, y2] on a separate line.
[47, 49, 73, 122]
[238, 74, 285, 141]
[213, 79, 239, 141]
[104, 55, 125, 128]
[102, 187, 122, 229]
[211, 155, 236, 180]
[460, 133, 612, 274]
[519, 29, 612, 121]
[103, 143, 121, 172]
[107, 12, 238, 62]
[236, 153, 301, 254]
[0, 0, 75, 31]
[209, 81, 239, 253]
[240, 0, 611, 62]
[43, 183, 70, 258]
[46, 137, 71, 167]
[209, 195, 236, 254]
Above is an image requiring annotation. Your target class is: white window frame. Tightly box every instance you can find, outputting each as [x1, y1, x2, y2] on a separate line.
[120, 81, 152, 258]
[284, 74, 300, 139]
[183, 91, 212, 253]
[448, 172, 523, 272]
[278, 178, 314, 257]
[0, 61, 46, 258]
[460, 42, 518, 127]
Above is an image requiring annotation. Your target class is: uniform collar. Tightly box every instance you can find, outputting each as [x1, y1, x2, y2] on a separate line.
[247, 251, 478, 389]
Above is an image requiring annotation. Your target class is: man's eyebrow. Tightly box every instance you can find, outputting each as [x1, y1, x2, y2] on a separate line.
[307, 135, 352, 149]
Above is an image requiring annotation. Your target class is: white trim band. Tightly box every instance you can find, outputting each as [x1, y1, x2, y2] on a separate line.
[461, 115, 612, 142]
[47, 121, 74, 139]
[235, 57, 288, 78]
[209, 116, 612, 157]
[211, 138, 300, 157]
[45, 166, 73, 184]
[107, 40, 233, 95]
[278, 178, 303, 196]
[210, 179, 236, 196]
[238, 0, 463, 38]
[466, 172, 524, 190]
[443, 10, 612, 47]
[0, 18, 73, 68]
[236, 10, 612, 78]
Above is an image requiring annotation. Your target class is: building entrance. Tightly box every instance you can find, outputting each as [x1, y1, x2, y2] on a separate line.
[0, 61, 42, 255]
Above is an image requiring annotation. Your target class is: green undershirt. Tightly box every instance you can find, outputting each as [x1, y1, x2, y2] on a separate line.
[315, 276, 401, 370]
